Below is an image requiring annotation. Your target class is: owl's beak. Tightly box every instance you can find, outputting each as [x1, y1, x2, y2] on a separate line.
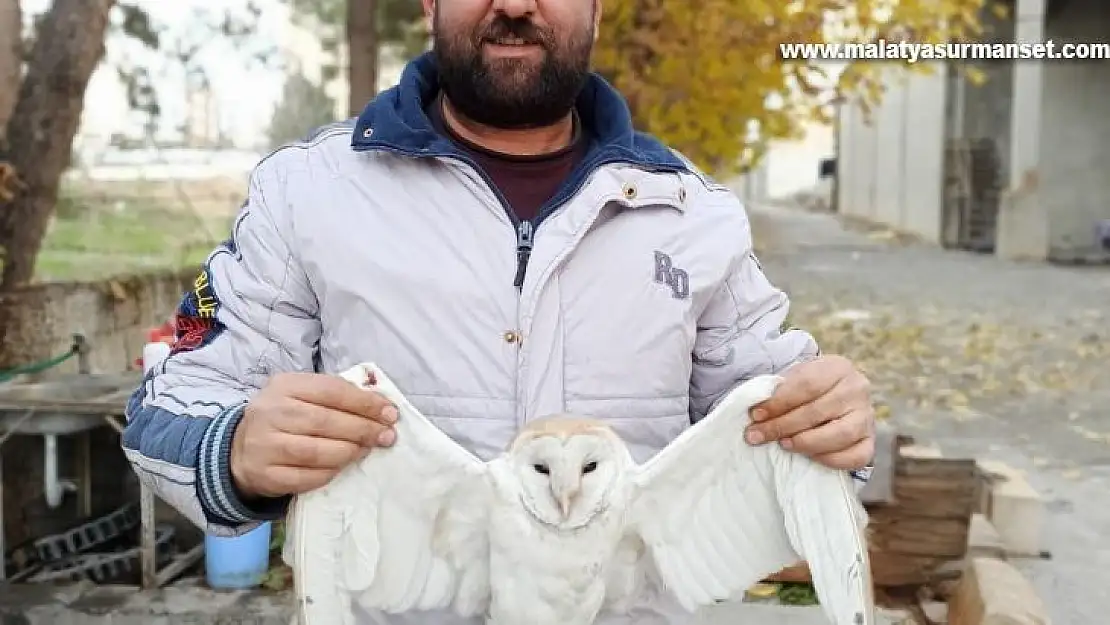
[558, 493, 572, 518]
[551, 480, 579, 519]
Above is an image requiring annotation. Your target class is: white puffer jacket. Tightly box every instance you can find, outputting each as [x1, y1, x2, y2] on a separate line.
[122, 52, 850, 625]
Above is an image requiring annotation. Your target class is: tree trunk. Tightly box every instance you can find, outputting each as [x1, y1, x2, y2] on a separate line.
[0, 0, 21, 135]
[346, 0, 378, 117]
[0, 0, 116, 289]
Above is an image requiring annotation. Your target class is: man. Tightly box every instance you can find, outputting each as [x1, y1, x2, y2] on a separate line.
[123, 0, 875, 621]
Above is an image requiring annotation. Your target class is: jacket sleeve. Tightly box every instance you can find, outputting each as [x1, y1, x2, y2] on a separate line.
[122, 154, 320, 536]
[689, 218, 817, 422]
[689, 214, 873, 488]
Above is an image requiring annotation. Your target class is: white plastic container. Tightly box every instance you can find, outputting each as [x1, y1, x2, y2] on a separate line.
[141, 341, 172, 374]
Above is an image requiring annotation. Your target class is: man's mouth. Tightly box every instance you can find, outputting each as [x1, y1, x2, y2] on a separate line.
[486, 37, 539, 47]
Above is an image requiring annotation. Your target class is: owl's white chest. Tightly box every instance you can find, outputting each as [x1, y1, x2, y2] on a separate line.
[484, 489, 629, 625]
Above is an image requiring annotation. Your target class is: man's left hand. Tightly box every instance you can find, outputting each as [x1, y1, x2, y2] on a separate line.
[745, 354, 875, 470]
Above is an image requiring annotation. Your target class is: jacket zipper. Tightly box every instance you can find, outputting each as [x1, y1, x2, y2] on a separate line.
[354, 143, 684, 428]
[513, 220, 534, 290]
[513, 195, 618, 425]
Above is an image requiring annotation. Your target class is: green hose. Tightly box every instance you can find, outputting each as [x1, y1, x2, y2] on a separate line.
[0, 347, 78, 383]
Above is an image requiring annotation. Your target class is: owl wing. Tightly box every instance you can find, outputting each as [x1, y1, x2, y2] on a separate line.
[624, 374, 874, 625]
[284, 363, 493, 625]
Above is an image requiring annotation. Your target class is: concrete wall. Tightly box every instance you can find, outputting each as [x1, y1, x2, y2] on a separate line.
[0, 271, 192, 549]
[0, 270, 192, 372]
[836, 65, 948, 243]
[764, 121, 835, 200]
[1040, 0, 1110, 259]
[730, 160, 770, 206]
[839, 0, 1110, 260]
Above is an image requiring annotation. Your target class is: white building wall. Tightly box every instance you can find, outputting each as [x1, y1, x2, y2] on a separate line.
[836, 65, 948, 243]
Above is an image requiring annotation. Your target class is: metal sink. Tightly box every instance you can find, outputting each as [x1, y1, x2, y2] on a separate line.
[0, 373, 140, 435]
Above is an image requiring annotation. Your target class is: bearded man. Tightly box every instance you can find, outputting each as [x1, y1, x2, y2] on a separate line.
[123, 1, 876, 623]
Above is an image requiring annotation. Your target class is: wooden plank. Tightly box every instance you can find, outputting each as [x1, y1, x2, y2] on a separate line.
[949, 558, 1051, 625]
[858, 421, 899, 505]
[866, 517, 971, 558]
[156, 544, 205, 587]
[0, 400, 130, 414]
[765, 563, 811, 584]
[766, 554, 949, 587]
[883, 476, 980, 518]
[140, 483, 158, 589]
[897, 457, 979, 480]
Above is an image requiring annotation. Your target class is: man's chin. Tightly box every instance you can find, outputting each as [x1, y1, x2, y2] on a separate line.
[480, 53, 544, 77]
[475, 74, 543, 104]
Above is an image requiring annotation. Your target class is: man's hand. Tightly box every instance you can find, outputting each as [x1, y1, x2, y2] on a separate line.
[230, 372, 399, 499]
[745, 355, 875, 470]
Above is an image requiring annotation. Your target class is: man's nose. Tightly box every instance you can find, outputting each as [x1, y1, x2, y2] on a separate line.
[490, 0, 537, 18]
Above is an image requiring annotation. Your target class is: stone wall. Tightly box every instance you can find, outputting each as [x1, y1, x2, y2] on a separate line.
[0, 270, 193, 371]
[0, 270, 193, 549]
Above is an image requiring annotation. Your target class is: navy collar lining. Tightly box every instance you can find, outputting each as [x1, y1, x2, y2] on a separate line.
[349, 52, 687, 173]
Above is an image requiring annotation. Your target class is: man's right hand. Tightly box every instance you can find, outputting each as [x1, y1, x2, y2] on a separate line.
[230, 372, 399, 499]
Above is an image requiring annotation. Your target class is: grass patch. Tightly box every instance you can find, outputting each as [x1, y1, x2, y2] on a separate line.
[33, 182, 235, 282]
[776, 582, 819, 605]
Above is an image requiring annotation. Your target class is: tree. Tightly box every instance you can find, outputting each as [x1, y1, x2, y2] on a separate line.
[0, 0, 117, 288]
[347, 0, 378, 116]
[0, 0, 20, 134]
[593, 0, 988, 176]
[0, 1, 266, 289]
[287, 0, 427, 115]
[267, 71, 339, 149]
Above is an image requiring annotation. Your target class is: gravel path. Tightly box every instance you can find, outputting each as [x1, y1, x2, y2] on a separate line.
[747, 202, 1110, 623]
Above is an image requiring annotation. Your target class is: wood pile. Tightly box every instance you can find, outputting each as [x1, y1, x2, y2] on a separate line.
[761, 423, 1053, 624]
[766, 425, 981, 588]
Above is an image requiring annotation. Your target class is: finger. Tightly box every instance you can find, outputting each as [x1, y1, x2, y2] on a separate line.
[781, 410, 871, 457]
[746, 383, 853, 444]
[752, 355, 851, 421]
[274, 432, 366, 469]
[277, 373, 399, 424]
[276, 400, 395, 446]
[808, 436, 876, 471]
[257, 465, 337, 496]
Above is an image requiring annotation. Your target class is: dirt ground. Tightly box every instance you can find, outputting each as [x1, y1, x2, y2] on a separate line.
[746, 201, 1110, 623]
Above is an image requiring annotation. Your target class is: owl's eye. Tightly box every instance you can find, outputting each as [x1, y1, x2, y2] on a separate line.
[533, 463, 550, 475]
[582, 461, 598, 474]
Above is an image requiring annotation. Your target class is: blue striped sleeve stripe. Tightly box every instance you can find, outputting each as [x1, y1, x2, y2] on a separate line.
[849, 464, 874, 483]
[197, 404, 291, 524]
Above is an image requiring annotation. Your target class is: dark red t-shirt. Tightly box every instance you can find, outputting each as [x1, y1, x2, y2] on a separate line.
[427, 95, 588, 223]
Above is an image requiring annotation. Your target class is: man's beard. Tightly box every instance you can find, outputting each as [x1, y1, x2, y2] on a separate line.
[433, 13, 593, 130]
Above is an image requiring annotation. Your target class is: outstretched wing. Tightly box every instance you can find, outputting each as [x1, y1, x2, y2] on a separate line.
[624, 374, 874, 625]
[285, 363, 493, 625]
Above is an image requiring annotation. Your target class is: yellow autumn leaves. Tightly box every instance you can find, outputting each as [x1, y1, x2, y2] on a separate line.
[593, 0, 994, 177]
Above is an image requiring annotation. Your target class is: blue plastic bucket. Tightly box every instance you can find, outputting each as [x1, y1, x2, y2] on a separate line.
[204, 521, 272, 589]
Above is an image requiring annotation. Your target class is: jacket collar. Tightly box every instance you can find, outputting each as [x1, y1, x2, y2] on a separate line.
[349, 51, 687, 174]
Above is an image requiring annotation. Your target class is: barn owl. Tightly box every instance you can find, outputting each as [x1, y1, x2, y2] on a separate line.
[284, 363, 873, 625]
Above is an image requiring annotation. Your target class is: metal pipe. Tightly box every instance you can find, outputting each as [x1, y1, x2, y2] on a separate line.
[43, 434, 76, 509]
[73, 334, 90, 374]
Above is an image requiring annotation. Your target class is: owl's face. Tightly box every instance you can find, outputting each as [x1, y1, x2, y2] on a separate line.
[509, 417, 633, 530]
